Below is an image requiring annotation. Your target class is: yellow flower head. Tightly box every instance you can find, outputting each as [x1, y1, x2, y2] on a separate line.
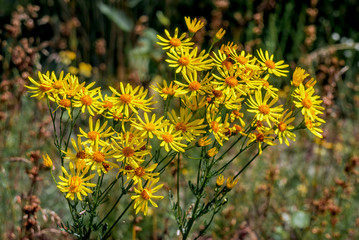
[226, 176, 238, 189]
[185, 16, 205, 33]
[216, 174, 225, 187]
[43, 154, 53, 168]
[79, 62, 92, 78]
[292, 67, 309, 87]
[157, 28, 194, 51]
[197, 136, 212, 147]
[257, 49, 289, 77]
[207, 147, 218, 157]
[131, 178, 164, 216]
[57, 162, 96, 201]
[215, 28, 226, 40]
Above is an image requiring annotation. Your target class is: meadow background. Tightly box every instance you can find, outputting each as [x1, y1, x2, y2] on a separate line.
[1, 0, 358, 239]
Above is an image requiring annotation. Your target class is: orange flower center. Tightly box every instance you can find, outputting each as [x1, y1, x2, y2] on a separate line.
[278, 122, 287, 132]
[170, 38, 181, 47]
[255, 132, 264, 142]
[120, 94, 132, 104]
[234, 124, 244, 134]
[302, 97, 312, 108]
[141, 189, 151, 200]
[76, 151, 87, 159]
[211, 121, 219, 133]
[53, 80, 63, 89]
[162, 87, 175, 95]
[125, 165, 133, 171]
[162, 133, 174, 143]
[188, 81, 201, 91]
[93, 151, 105, 163]
[122, 147, 135, 157]
[212, 89, 223, 98]
[88, 131, 99, 140]
[102, 162, 111, 172]
[59, 98, 71, 108]
[221, 60, 233, 70]
[236, 56, 248, 65]
[69, 176, 82, 193]
[175, 122, 187, 132]
[103, 100, 113, 109]
[265, 59, 276, 69]
[143, 122, 155, 131]
[81, 95, 93, 106]
[135, 167, 146, 177]
[39, 84, 52, 92]
[258, 104, 270, 115]
[179, 56, 190, 66]
[232, 110, 243, 118]
[225, 76, 238, 87]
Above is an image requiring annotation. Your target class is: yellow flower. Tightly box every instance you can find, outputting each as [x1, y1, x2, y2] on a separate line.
[175, 71, 212, 100]
[68, 66, 79, 75]
[212, 67, 247, 99]
[131, 112, 167, 139]
[157, 28, 194, 51]
[207, 147, 218, 157]
[258, 74, 279, 98]
[211, 50, 231, 70]
[184, 16, 205, 33]
[274, 110, 296, 146]
[216, 174, 225, 187]
[131, 177, 164, 216]
[229, 49, 255, 67]
[181, 95, 207, 111]
[226, 176, 238, 189]
[293, 83, 324, 121]
[72, 82, 102, 116]
[63, 136, 88, 164]
[197, 136, 212, 147]
[42, 154, 53, 168]
[246, 90, 283, 127]
[220, 42, 239, 56]
[61, 74, 85, 98]
[247, 128, 276, 155]
[166, 47, 212, 74]
[79, 62, 92, 77]
[292, 67, 309, 87]
[168, 108, 207, 141]
[158, 125, 187, 152]
[59, 51, 76, 65]
[54, 94, 72, 118]
[215, 28, 226, 40]
[85, 141, 119, 176]
[305, 118, 324, 138]
[112, 132, 150, 164]
[26, 71, 53, 100]
[151, 80, 186, 100]
[78, 116, 114, 146]
[109, 82, 155, 117]
[257, 49, 289, 77]
[207, 115, 229, 146]
[121, 162, 159, 186]
[57, 162, 96, 201]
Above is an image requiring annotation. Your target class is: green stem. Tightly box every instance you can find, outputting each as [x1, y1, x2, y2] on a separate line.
[101, 200, 134, 239]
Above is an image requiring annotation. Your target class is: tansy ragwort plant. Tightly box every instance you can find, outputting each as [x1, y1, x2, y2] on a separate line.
[26, 17, 325, 239]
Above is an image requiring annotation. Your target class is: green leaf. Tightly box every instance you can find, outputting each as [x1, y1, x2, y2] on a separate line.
[290, 211, 310, 229]
[97, 2, 133, 32]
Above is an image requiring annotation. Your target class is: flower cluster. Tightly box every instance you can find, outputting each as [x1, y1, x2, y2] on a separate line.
[26, 16, 326, 220]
